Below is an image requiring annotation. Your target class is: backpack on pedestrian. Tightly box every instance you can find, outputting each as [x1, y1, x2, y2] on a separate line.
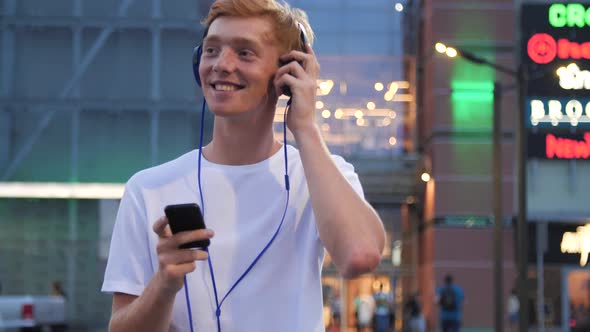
[439, 286, 457, 311]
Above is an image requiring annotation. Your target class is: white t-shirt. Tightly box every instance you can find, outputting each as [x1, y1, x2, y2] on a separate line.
[101, 145, 364, 332]
[356, 294, 375, 326]
[507, 294, 519, 315]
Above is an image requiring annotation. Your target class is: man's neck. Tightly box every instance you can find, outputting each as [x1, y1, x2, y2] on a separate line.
[202, 116, 282, 165]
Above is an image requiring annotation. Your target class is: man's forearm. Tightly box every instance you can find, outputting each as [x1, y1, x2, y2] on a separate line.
[293, 124, 385, 277]
[109, 274, 177, 332]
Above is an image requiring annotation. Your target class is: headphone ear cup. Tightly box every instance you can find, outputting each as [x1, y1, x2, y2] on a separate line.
[193, 45, 203, 87]
[281, 24, 307, 97]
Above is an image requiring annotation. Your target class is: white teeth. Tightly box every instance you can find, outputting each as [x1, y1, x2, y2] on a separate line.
[214, 84, 239, 91]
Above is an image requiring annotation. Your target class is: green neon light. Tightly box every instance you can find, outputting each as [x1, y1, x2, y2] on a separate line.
[450, 57, 495, 131]
[450, 88, 492, 130]
[549, 3, 590, 28]
[451, 91, 493, 101]
[451, 80, 494, 127]
[451, 81, 494, 101]
[448, 18, 496, 175]
[451, 81, 494, 92]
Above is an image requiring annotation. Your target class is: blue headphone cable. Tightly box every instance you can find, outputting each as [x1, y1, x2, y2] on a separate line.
[183, 98, 291, 332]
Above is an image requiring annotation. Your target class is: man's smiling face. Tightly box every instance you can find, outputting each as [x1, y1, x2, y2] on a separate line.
[199, 16, 282, 118]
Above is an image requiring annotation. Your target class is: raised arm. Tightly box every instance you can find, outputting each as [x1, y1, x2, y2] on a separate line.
[295, 126, 385, 278]
[275, 45, 386, 278]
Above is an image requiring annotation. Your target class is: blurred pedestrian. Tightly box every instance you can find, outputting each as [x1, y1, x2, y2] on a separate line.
[404, 292, 425, 332]
[507, 288, 519, 332]
[330, 289, 342, 329]
[51, 281, 66, 299]
[373, 283, 393, 332]
[355, 293, 375, 332]
[436, 274, 464, 332]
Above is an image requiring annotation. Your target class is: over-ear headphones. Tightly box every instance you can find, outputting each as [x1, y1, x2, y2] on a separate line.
[191, 22, 308, 95]
[192, 27, 207, 87]
[281, 22, 309, 97]
[192, 44, 203, 87]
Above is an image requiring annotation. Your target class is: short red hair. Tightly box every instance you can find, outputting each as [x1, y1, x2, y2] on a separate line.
[202, 0, 314, 53]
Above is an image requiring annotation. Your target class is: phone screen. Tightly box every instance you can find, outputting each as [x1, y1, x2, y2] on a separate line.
[164, 203, 210, 249]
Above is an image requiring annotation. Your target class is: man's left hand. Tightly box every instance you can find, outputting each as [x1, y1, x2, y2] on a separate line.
[274, 44, 320, 136]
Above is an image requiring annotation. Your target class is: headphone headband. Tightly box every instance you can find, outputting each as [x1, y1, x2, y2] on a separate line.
[296, 22, 308, 50]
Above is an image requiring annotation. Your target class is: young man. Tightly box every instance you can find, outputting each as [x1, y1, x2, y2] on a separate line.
[102, 0, 385, 331]
[436, 274, 465, 332]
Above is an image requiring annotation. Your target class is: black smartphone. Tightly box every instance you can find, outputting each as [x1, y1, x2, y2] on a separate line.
[164, 203, 210, 249]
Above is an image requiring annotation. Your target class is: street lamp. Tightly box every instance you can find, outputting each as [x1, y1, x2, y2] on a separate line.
[436, 42, 518, 76]
[435, 42, 525, 332]
[435, 42, 458, 58]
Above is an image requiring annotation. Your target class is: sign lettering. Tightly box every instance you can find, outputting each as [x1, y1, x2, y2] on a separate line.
[528, 98, 590, 126]
[549, 3, 590, 28]
[522, 4, 590, 142]
[561, 224, 590, 266]
[546, 132, 590, 159]
[557, 63, 590, 89]
[528, 34, 590, 64]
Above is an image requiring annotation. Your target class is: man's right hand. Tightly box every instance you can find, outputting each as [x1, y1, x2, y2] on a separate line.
[152, 216, 214, 294]
[109, 219, 213, 331]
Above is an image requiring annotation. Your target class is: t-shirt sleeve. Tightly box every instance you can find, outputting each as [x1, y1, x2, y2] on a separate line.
[101, 178, 154, 296]
[331, 155, 365, 199]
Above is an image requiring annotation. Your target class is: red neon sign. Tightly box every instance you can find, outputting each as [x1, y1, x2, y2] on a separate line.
[558, 39, 590, 60]
[546, 132, 590, 159]
[528, 33, 590, 64]
[528, 33, 557, 64]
